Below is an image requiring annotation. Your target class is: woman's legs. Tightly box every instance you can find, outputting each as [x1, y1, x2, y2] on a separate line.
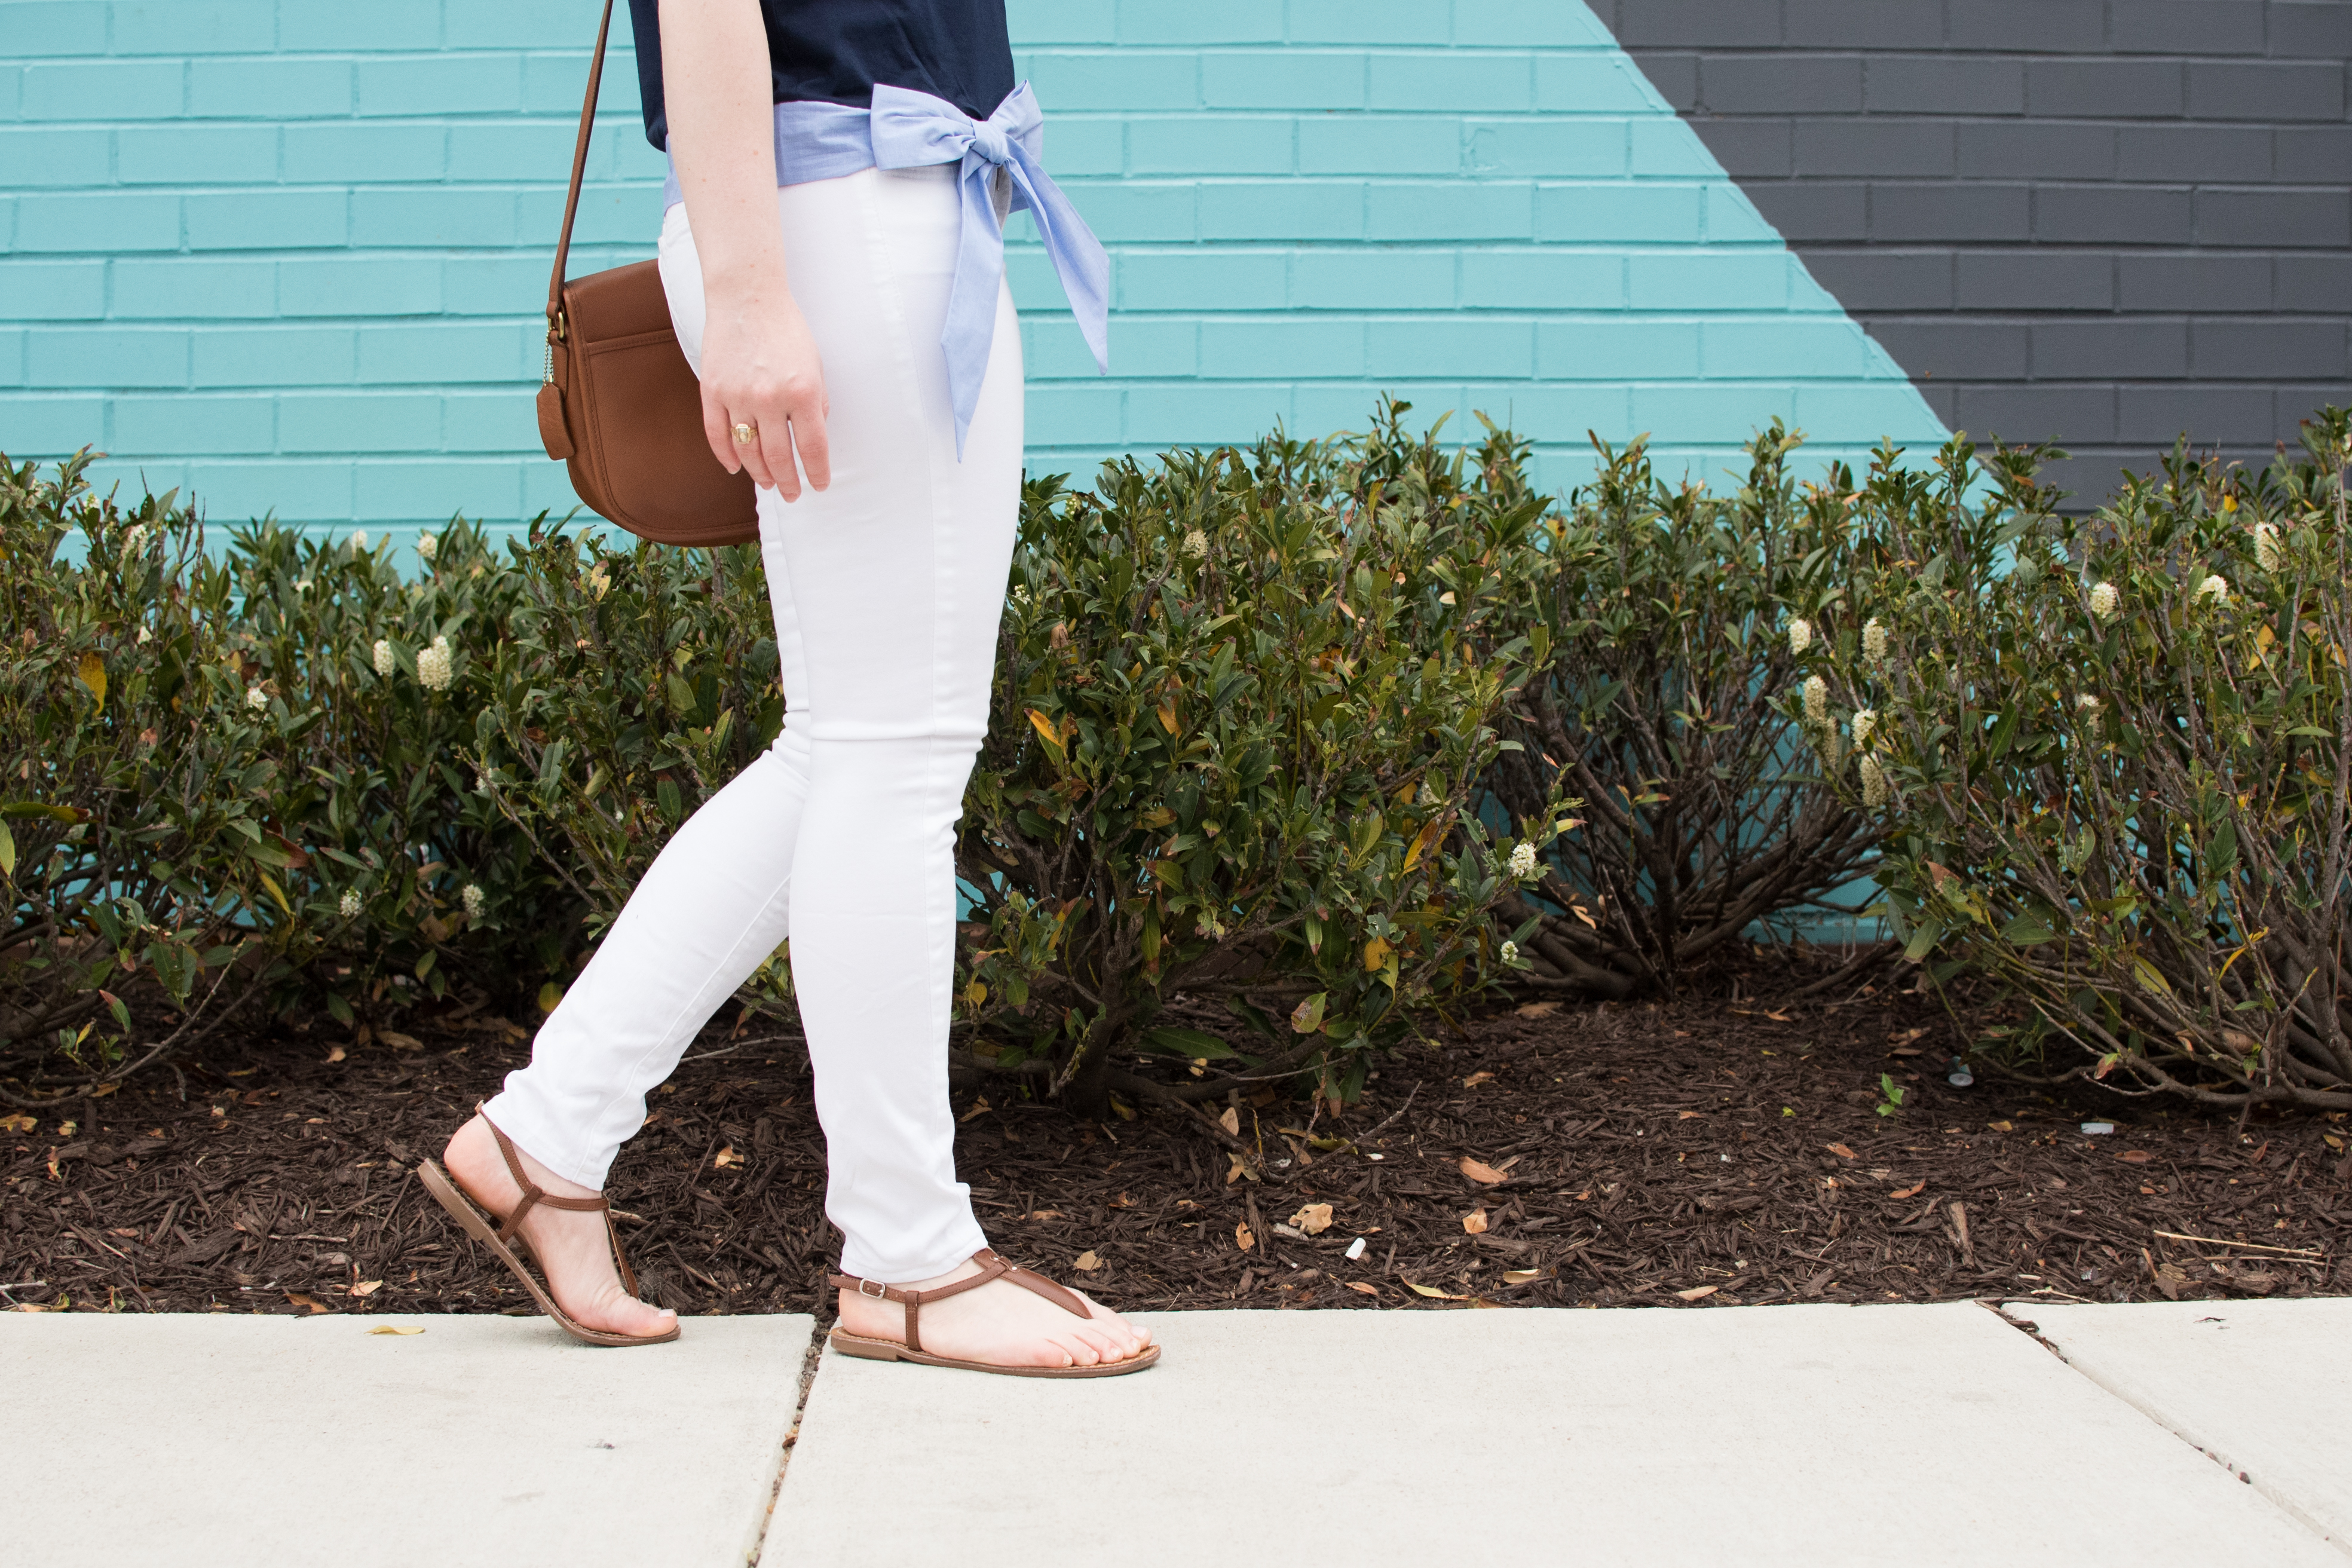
[454, 167, 1143, 1362]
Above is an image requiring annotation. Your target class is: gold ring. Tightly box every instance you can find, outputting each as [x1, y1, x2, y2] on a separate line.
[731, 421, 758, 446]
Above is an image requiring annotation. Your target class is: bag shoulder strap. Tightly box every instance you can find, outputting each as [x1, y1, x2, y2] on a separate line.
[547, 0, 617, 344]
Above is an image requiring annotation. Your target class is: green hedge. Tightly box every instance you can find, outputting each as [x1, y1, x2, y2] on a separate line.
[9, 404, 2347, 1114]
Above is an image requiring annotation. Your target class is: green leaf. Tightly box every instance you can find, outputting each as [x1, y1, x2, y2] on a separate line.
[1290, 991, 1327, 1034]
[2001, 911, 2057, 946]
[1138, 1026, 1241, 1061]
[1902, 919, 1943, 962]
[0, 818, 13, 878]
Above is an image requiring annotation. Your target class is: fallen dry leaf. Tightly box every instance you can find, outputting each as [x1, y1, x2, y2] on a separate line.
[1289, 1202, 1334, 1235]
[367, 1325, 425, 1336]
[1765, 1009, 1793, 1023]
[0, 1113, 35, 1135]
[1022, 1209, 1064, 1221]
[1514, 1002, 1558, 1018]
[1826, 1143, 1858, 1160]
[958, 1096, 991, 1123]
[108, 1227, 139, 1238]
[379, 1031, 424, 1052]
[285, 1293, 330, 1315]
[1674, 1285, 1719, 1302]
[1404, 1281, 1466, 1300]
[1677, 1110, 1703, 1120]
[1461, 1071, 1494, 1088]
[1345, 1281, 1380, 1296]
[350, 1279, 383, 1297]
[2118, 1150, 2155, 1164]
[1108, 1192, 1137, 1209]
[1461, 1209, 1490, 1235]
[1890, 1181, 1927, 1200]
[712, 1144, 742, 1169]
[1888, 1026, 1931, 1046]
[324, 1045, 347, 1064]
[1987, 1120, 2014, 1132]
[1502, 1268, 1544, 1285]
[1218, 1106, 1241, 1137]
[1459, 1156, 1509, 1184]
[1235, 1222, 1255, 1252]
[1072, 1251, 1102, 1271]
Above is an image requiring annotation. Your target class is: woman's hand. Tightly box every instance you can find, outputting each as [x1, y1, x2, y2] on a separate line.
[660, 0, 830, 498]
[699, 270, 831, 498]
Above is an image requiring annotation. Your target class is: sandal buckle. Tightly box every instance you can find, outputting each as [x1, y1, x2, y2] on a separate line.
[858, 1278, 889, 1299]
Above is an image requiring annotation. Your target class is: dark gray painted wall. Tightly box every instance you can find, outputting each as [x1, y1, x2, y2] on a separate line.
[1604, 0, 2352, 501]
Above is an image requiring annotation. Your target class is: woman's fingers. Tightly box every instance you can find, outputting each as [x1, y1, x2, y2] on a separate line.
[788, 383, 831, 494]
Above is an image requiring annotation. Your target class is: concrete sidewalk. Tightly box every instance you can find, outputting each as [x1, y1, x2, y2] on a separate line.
[5, 1298, 2342, 1567]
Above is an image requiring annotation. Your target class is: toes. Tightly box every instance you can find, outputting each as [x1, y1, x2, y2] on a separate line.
[1053, 1328, 1105, 1365]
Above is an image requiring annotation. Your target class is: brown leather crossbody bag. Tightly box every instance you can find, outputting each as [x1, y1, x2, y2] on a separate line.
[535, 0, 758, 547]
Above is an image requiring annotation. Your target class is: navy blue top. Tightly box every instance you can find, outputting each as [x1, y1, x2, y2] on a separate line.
[625, 0, 1015, 151]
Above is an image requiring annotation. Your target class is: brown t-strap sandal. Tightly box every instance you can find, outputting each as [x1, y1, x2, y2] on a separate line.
[826, 1248, 1159, 1378]
[416, 1108, 679, 1348]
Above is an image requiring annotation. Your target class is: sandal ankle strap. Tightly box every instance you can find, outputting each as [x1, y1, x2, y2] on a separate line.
[828, 1249, 1088, 1356]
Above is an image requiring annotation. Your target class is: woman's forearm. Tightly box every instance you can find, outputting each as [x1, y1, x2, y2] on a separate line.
[659, 0, 786, 295]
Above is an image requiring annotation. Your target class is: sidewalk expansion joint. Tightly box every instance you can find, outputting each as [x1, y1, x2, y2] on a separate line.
[746, 1319, 828, 1566]
[1979, 1299, 2348, 1560]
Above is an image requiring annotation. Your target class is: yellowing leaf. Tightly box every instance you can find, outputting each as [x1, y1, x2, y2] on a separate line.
[712, 1144, 742, 1169]
[1290, 992, 1327, 1034]
[1362, 936, 1391, 972]
[1674, 1285, 1719, 1302]
[1157, 702, 1179, 734]
[1461, 1209, 1490, 1235]
[0, 1113, 34, 1135]
[537, 981, 564, 1013]
[1235, 1222, 1255, 1252]
[1459, 1156, 1508, 1184]
[1025, 708, 1066, 752]
[1072, 1251, 1102, 1271]
[1401, 814, 1446, 871]
[368, 1325, 425, 1336]
[1987, 1120, 2014, 1132]
[1404, 1281, 1465, 1300]
[77, 651, 107, 706]
[1289, 1202, 1334, 1235]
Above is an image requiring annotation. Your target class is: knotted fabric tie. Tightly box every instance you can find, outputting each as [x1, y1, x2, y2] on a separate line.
[660, 82, 1110, 460]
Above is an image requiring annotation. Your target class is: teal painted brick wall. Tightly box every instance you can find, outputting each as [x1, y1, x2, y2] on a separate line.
[1, 0, 1944, 547]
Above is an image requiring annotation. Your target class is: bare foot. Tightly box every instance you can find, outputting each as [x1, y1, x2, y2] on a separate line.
[442, 1115, 678, 1340]
[837, 1255, 1153, 1369]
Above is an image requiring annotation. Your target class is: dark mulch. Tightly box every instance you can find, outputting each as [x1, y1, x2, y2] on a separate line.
[7, 962, 2348, 1318]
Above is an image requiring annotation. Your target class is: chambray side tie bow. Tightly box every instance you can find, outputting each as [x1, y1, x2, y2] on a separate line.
[869, 82, 1110, 457]
[662, 82, 1109, 460]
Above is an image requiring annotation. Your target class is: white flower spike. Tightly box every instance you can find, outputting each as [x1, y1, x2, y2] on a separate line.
[338, 888, 362, 920]
[1851, 708, 1876, 749]
[2088, 581, 2118, 621]
[2253, 523, 2280, 572]
[1508, 841, 1539, 881]
[1802, 674, 1828, 724]
[372, 639, 395, 677]
[349, 529, 368, 552]
[245, 686, 267, 712]
[416, 635, 454, 693]
[1858, 755, 1888, 809]
[2077, 693, 2102, 713]
[1787, 617, 1811, 656]
[462, 884, 485, 919]
[1861, 616, 1888, 663]
[1183, 528, 1209, 560]
[2197, 574, 2228, 604]
[1499, 940, 1520, 966]
[415, 531, 439, 564]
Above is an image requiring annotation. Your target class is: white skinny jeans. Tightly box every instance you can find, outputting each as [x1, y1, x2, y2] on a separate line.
[483, 164, 1017, 1283]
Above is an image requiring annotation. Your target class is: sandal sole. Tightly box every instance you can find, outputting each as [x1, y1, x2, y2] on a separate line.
[828, 1327, 1160, 1378]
